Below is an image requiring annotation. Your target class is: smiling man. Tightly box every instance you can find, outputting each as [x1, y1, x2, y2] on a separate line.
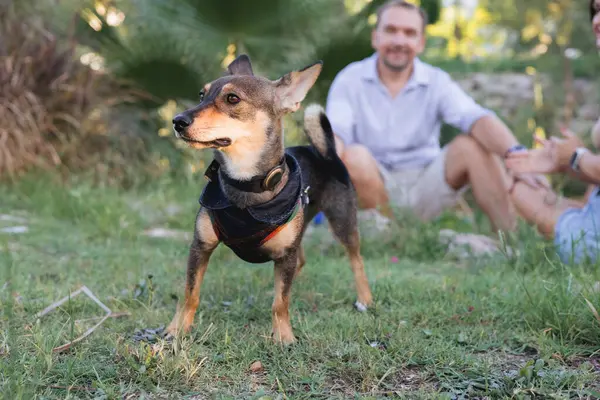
[326, 0, 548, 232]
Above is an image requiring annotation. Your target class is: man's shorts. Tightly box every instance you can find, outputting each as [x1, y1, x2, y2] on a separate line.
[377, 147, 468, 221]
[554, 186, 600, 264]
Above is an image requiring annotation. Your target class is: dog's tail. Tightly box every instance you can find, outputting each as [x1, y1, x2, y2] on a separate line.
[303, 103, 338, 161]
[303, 103, 351, 185]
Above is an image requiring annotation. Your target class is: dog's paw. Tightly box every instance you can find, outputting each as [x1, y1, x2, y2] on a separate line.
[272, 329, 297, 345]
[162, 330, 176, 342]
[162, 323, 184, 342]
[354, 301, 368, 312]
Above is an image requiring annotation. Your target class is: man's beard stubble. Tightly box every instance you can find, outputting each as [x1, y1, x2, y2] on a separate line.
[382, 57, 410, 72]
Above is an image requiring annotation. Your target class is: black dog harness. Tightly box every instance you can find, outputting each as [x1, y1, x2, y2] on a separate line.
[198, 153, 309, 264]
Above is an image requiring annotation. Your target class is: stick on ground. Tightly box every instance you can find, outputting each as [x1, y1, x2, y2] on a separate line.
[35, 285, 120, 353]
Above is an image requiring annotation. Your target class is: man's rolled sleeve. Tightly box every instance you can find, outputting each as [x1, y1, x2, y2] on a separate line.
[437, 72, 495, 134]
[325, 74, 356, 145]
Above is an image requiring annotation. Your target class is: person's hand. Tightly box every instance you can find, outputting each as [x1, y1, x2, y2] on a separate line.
[504, 140, 560, 175]
[504, 145, 553, 190]
[505, 127, 585, 175]
[553, 127, 586, 167]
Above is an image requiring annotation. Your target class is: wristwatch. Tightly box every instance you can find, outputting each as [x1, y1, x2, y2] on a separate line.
[504, 144, 527, 158]
[570, 147, 589, 171]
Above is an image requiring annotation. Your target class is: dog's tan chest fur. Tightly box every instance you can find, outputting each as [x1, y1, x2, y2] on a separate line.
[259, 209, 304, 259]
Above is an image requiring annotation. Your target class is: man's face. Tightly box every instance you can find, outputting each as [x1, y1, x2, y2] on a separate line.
[371, 6, 425, 72]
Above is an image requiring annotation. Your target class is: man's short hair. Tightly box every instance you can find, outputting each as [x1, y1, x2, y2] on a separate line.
[375, 0, 429, 32]
[590, 0, 597, 21]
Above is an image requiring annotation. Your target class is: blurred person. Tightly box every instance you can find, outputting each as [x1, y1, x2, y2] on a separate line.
[325, 0, 548, 233]
[504, 0, 600, 263]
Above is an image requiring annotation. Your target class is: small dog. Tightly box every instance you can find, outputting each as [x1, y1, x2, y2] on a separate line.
[166, 54, 373, 344]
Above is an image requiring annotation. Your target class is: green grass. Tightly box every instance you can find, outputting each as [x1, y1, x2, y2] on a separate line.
[1, 174, 600, 399]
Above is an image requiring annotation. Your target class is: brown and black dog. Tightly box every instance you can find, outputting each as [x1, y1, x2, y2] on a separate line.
[166, 54, 373, 344]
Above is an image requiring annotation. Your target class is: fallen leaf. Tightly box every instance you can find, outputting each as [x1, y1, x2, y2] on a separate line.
[250, 360, 263, 373]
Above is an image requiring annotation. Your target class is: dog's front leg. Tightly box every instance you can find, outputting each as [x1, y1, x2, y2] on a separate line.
[294, 245, 306, 278]
[165, 210, 218, 338]
[272, 249, 298, 345]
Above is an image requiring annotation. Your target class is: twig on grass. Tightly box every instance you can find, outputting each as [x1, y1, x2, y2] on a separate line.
[35, 285, 125, 353]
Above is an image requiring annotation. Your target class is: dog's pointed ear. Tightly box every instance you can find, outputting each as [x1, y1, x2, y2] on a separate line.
[274, 61, 323, 113]
[226, 54, 254, 76]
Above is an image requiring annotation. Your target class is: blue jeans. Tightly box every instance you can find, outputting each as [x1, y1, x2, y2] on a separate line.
[554, 186, 600, 264]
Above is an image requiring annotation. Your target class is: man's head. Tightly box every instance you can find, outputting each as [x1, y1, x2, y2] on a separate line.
[371, 0, 427, 72]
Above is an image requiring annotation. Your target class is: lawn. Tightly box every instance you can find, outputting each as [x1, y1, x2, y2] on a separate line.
[1, 174, 600, 399]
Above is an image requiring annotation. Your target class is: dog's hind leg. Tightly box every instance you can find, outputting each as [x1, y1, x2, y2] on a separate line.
[323, 200, 373, 310]
[272, 249, 299, 344]
[165, 210, 218, 338]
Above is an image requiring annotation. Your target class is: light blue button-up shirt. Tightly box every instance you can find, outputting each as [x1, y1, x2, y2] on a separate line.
[325, 53, 494, 170]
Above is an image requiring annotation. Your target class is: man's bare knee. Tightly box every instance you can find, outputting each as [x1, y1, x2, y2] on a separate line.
[339, 144, 387, 209]
[449, 134, 486, 157]
[446, 134, 507, 188]
[445, 135, 482, 189]
[341, 145, 378, 175]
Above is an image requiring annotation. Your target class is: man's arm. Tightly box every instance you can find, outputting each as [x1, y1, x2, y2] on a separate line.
[437, 73, 521, 157]
[469, 115, 521, 156]
[567, 151, 600, 185]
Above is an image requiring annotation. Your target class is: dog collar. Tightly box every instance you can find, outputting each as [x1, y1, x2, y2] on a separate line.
[203, 157, 288, 193]
[199, 152, 306, 225]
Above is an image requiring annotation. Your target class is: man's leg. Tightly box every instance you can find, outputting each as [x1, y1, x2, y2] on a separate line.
[338, 144, 391, 212]
[511, 181, 583, 238]
[444, 135, 516, 232]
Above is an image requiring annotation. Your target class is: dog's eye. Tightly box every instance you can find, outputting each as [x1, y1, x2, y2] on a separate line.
[199, 90, 205, 101]
[226, 94, 241, 105]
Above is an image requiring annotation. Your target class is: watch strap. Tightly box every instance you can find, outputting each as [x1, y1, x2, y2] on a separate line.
[570, 147, 589, 171]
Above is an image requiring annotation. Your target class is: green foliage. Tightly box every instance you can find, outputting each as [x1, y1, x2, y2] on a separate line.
[3, 0, 599, 191]
[64, 0, 347, 105]
[481, 0, 597, 56]
[60, 0, 443, 106]
[0, 0, 159, 184]
[421, 0, 442, 26]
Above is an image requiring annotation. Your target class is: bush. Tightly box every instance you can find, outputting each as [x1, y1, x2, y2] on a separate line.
[0, 2, 156, 185]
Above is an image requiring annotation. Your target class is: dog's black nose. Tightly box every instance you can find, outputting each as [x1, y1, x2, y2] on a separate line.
[173, 114, 192, 133]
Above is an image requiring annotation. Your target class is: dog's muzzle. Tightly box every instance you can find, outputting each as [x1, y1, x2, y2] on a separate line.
[172, 114, 192, 135]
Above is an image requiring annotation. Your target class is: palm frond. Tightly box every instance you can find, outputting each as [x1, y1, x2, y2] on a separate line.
[52, 0, 359, 103]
